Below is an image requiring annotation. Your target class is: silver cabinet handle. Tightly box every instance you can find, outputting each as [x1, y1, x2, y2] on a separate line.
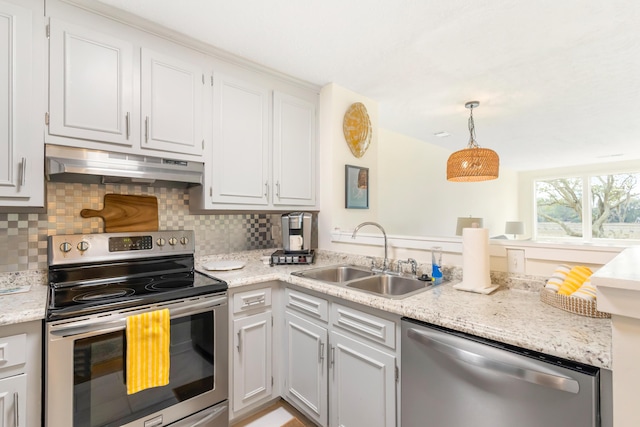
[407, 328, 580, 394]
[19, 158, 26, 187]
[237, 330, 242, 353]
[276, 181, 280, 198]
[14, 391, 19, 427]
[264, 181, 269, 197]
[144, 116, 149, 143]
[330, 346, 335, 367]
[125, 112, 130, 139]
[319, 342, 325, 363]
[243, 296, 265, 307]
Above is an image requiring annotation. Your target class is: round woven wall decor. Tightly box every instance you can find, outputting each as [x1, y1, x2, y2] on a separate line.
[343, 102, 372, 158]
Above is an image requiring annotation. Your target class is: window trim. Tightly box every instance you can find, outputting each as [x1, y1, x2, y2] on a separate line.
[533, 170, 640, 244]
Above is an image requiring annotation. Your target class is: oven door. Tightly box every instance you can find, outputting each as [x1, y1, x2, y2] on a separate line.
[45, 294, 228, 427]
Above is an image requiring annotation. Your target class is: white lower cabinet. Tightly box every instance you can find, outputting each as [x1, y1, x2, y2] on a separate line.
[0, 321, 41, 427]
[230, 285, 274, 418]
[233, 312, 273, 412]
[284, 311, 328, 426]
[283, 288, 398, 427]
[0, 374, 27, 427]
[329, 331, 396, 427]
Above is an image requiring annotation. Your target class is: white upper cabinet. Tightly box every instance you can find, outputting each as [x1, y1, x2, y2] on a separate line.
[190, 74, 319, 211]
[273, 91, 316, 206]
[48, 18, 134, 148]
[0, 0, 44, 207]
[140, 48, 204, 156]
[210, 72, 270, 205]
[46, 2, 208, 160]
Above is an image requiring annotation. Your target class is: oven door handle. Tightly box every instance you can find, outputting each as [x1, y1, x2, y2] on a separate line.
[50, 296, 227, 338]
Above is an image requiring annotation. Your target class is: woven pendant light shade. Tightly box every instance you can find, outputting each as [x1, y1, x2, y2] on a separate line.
[446, 101, 499, 182]
[446, 147, 499, 181]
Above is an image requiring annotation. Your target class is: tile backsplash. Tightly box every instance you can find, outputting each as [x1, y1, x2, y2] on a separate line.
[0, 182, 317, 273]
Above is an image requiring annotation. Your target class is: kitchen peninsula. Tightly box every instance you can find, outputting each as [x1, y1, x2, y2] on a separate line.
[196, 250, 612, 368]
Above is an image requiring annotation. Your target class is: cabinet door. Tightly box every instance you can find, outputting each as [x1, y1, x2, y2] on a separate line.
[141, 48, 204, 156]
[49, 18, 134, 147]
[0, 0, 44, 206]
[284, 311, 328, 427]
[0, 373, 27, 427]
[330, 331, 396, 427]
[211, 73, 269, 205]
[232, 311, 272, 412]
[273, 92, 316, 206]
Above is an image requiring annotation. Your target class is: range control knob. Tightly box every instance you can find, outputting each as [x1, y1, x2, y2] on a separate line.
[180, 236, 189, 245]
[77, 241, 89, 252]
[156, 238, 166, 247]
[60, 242, 72, 253]
[168, 237, 178, 246]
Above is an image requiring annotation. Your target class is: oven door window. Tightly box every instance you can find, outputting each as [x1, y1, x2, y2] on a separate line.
[73, 312, 215, 427]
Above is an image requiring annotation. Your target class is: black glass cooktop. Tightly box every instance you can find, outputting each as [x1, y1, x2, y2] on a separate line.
[47, 255, 227, 321]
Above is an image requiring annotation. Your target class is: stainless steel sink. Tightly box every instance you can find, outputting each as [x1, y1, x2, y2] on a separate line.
[345, 274, 433, 299]
[292, 264, 434, 299]
[292, 264, 375, 283]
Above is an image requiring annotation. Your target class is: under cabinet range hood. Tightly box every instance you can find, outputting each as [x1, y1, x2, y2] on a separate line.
[45, 145, 204, 187]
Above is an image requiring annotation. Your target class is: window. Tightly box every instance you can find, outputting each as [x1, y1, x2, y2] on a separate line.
[535, 172, 640, 241]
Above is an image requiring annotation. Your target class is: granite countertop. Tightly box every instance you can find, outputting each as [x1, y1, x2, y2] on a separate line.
[198, 250, 612, 370]
[0, 250, 611, 370]
[0, 270, 48, 325]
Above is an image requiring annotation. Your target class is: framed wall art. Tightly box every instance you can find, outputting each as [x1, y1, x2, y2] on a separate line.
[345, 164, 369, 209]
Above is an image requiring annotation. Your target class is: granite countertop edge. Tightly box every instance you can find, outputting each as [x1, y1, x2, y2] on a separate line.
[0, 251, 612, 370]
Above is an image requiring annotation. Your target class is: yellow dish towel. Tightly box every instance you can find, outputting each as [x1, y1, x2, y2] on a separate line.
[557, 266, 592, 295]
[126, 309, 170, 395]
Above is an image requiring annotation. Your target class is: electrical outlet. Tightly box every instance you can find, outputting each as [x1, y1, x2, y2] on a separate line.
[507, 249, 525, 274]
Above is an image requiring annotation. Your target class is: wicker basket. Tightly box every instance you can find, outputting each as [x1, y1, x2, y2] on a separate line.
[540, 288, 610, 318]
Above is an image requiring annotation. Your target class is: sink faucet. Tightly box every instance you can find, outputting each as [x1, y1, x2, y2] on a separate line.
[396, 258, 418, 276]
[352, 222, 389, 272]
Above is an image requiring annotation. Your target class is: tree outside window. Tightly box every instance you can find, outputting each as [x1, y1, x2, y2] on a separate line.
[535, 173, 640, 241]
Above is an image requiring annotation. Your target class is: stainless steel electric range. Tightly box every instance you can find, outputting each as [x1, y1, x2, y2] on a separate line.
[44, 230, 229, 427]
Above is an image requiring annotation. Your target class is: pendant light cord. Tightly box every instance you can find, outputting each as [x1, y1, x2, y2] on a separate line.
[468, 105, 479, 148]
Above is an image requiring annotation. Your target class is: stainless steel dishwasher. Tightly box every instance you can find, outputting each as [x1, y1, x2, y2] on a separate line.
[402, 318, 611, 427]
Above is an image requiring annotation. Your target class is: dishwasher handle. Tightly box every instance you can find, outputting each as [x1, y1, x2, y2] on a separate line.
[407, 328, 580, 394]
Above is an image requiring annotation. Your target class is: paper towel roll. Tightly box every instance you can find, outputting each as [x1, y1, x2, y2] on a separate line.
[455, 227, 497, 294]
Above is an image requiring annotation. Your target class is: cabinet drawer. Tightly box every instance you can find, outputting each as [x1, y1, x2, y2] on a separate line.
[331, 304, 396, 350]
[0, 333, 26, 372]
[233, 287, 272, 314]
[285, 288, 328, 322]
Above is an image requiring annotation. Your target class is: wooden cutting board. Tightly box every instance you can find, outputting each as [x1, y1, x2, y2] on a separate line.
[81, 194, 159, 232]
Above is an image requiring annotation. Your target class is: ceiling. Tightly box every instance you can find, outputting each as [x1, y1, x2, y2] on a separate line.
[95, 0, 640, 171]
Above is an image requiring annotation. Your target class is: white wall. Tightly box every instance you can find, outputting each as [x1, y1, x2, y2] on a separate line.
[318, 83, 380, 251]
[378, 128, 519, 237]
[318, 83, 624, 275]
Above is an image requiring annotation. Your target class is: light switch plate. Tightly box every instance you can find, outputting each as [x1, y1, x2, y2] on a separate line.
[507, 249, 526, 274]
